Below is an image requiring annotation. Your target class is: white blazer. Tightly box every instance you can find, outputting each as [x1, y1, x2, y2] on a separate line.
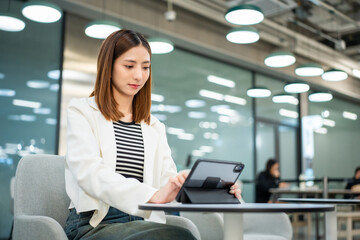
[65, 97, 177, 227]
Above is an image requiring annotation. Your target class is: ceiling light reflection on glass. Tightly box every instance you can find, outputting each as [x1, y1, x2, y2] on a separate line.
[272, 94, 298, 105]
[0, 89, 15, 97]
[199, 89, 224, 101]
[47, 70, 60, 80]
[217, 108, 237, 116]
[224, 95, 246, 105]
[295, 63, 323, 77]
[152, 113, 167, 121]
[151, 104, 181, 113]
[0, 14, 25, 32]
[13, 99, 41, 108]
[226, 27, 260, 44]
[192, 150, 204, 157]
[151, 93, 164, 102]
[49, 84, 59, 92]
[247, 87, 271, 98]
[188, 111, 206, 119]
[200, 146, 213, 153]
[321, 110, 330, 118]
[45, 118, 57, 125]
[148, 37, 174, 54]
[264, 51, 296, 68]
[22, 2, 62, 23]
[8, 114, 36, 122]
[315, 127, 327, 134]
[199, 121, 217, 129]
[0, 72, 5, 79]
[211, 105, 230, 113]
[178, 133, 194, 141]
[284, 82, 310, 93]
[85, 20, 121, 39]
[343, 111, 357, 120]
[167, 127, 185, 135]
[207, 75, 235, 88]
[27, 80, 50, 89]
[322, 119, 335, 127]
[308, 92, 333, 102]
[33, 108, 51, 115]
[185, 99, 206, 108]
[322, 69, 348, 81]
[279, 109, 298, 119]
[225, 4, 264, 25]
[203, 132, 219, 140]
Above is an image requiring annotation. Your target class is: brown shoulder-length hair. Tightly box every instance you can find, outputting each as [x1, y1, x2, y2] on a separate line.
[90, 29, 152, 124]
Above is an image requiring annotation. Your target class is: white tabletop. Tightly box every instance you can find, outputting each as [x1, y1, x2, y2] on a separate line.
[139, 202, 335, 213]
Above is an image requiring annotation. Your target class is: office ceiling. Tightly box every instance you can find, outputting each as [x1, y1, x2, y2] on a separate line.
[176, 0, 360, 62]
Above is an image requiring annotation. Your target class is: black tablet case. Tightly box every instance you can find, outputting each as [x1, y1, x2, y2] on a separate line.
[176, 160, 244, 204]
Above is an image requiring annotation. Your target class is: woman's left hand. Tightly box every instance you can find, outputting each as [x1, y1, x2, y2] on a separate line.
[229, 183, 242, 201]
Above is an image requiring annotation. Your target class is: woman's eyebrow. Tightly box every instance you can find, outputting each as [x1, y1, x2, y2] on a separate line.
[123, 59, 150, 64]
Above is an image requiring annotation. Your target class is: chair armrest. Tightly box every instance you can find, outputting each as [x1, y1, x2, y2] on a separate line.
[13, 215, 68, 240]
[165, 215, 201, 240]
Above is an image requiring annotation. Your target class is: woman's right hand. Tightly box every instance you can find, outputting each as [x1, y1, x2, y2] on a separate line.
[148, 170, 189, 204]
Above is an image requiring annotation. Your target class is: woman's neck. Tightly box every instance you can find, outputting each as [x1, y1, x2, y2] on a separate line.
[113, 91, 134, 122]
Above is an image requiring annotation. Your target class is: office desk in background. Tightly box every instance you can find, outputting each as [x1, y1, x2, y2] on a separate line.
[278, 198, 360, 240]
[270, 188, 360, 202]
[139, 203, 336, 240]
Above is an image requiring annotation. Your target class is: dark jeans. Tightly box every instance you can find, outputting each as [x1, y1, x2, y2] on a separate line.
[64, 207, 196, 240]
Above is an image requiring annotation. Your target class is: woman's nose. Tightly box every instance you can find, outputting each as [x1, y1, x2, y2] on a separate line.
[133, 66, 142, 80]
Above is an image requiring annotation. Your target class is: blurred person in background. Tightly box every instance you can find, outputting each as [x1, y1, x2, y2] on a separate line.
[255, 159, 288, 203]
[344, 166, 360, 199]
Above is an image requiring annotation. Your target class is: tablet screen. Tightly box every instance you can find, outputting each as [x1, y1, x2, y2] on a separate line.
[184, 159, 244, 189]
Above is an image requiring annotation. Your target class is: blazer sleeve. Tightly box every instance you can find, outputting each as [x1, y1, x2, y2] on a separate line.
[66, 99, 157, 217]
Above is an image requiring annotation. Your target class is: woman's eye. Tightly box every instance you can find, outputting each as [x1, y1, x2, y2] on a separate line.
[143, 66, 150, 70]
[125, 65, 133, 69]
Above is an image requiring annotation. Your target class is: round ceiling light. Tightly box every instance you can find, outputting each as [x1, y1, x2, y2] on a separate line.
[295, 63, 324, 77]
[321, 68, 348, 81]
[225, 4, 264, 25]
[284, 82, 310, 93]
[264, 51, 296, 68]
[148, 37, 174, 54]
[0, 14, 25, 32]
[22, 2, 62, 23]
[308, 92, 333, 102]
[85, 20, 121, 39]
[226, 27, 260, 44]
[247, 87, 271, 98]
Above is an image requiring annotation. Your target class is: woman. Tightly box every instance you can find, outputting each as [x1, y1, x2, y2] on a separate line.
[255, 159, 287, 203]
[64, 29, 241, 240]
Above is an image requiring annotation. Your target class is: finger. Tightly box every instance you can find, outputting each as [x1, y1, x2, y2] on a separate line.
[235, 191, 242, 200]
[230, 183, 239, 190]
[170, 177, 182, 188]
[177, 174, 186, 185]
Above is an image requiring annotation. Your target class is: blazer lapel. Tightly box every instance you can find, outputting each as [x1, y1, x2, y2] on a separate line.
[98, 114, 116, 169]
[141, 121, 159, 185]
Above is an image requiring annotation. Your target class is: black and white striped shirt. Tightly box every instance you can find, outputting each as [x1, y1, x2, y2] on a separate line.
[113, 121, 144, 182]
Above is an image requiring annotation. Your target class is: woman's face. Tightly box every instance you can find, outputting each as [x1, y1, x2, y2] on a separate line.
[270, 163, 280, 178]
[112, 45, 150, 100]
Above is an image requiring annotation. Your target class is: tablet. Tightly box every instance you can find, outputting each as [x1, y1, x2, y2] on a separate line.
[176, 159, 245, 203]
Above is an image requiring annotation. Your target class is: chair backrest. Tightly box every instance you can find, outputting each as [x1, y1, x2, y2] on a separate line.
[180, 212, 224, 240]
[14, 154, 70, 227]
[243, 212, 293, 239]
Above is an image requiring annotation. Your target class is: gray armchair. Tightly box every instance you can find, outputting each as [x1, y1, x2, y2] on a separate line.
[181, 211, 293, 240]
[13, 154, 200, 240]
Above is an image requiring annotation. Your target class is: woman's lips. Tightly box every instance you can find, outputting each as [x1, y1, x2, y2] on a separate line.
[129, 84, 140, 89]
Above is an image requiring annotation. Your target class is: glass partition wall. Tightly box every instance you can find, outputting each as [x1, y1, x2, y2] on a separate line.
[151, 49, 254, 202]
[309, 97, 360, 181]
[0, 0, 63, 237]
